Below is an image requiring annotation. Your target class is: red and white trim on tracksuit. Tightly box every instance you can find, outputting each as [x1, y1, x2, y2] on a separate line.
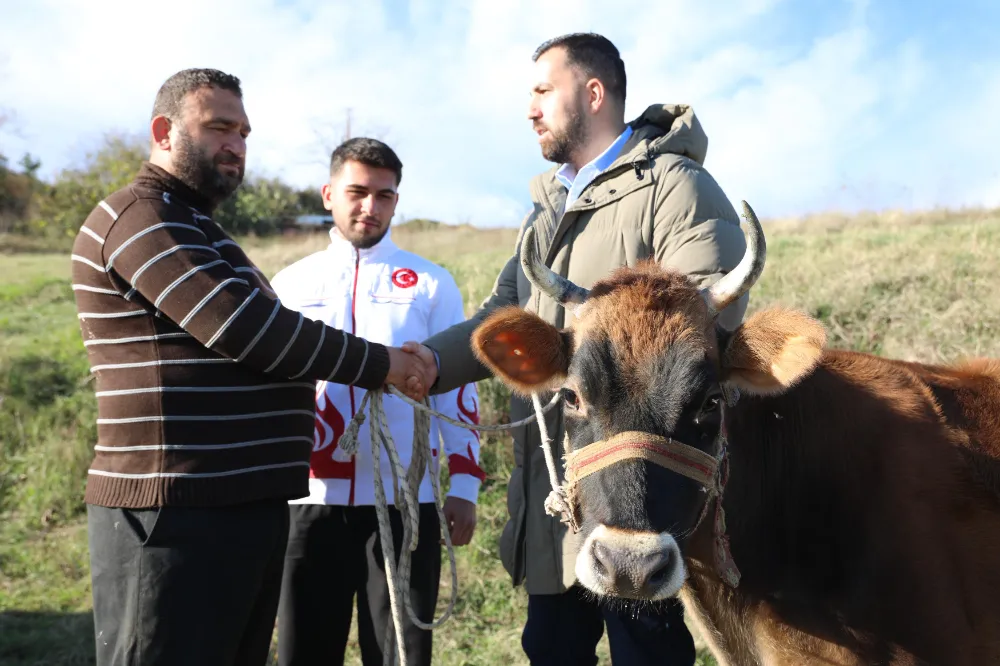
[270, 227, 485, 507]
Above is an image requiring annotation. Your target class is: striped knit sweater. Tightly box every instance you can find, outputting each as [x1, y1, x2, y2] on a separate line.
[71, 162, 390, 508]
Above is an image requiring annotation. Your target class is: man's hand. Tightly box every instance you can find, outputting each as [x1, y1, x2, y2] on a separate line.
[386, 346, 432, 401]
[401, 341, 439, 391]
[442, 496, 477, 546]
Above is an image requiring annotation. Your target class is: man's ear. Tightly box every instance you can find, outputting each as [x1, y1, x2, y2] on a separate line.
[719, 307, 826, 396]
[472, 306, 572, 396]
[320, 183, 334, 211]
[150, 115, 172, 150]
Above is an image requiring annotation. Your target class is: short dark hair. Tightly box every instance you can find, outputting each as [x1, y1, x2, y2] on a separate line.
[151, 68, 243, 121]
[533, 32, 627, 106]
[329, 137, 403, 186]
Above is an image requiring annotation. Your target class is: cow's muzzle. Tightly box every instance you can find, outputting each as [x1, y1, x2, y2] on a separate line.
[576, 525, 685, 600]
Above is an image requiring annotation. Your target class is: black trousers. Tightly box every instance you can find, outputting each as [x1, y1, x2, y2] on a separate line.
[87, 499, 290, 666]
[277, 503, 441, 666]
[521, 585, 697, 665]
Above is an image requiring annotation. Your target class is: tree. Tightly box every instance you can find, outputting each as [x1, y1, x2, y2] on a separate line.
[296, 188, 325, 215]
[213, 176, 303, 236]
[30, 132, 147, 238]
[0, 112, 39, 233]
[13, 128, 328, 240]
[18, 153, 41, 177]
[306, 108, 394, 172]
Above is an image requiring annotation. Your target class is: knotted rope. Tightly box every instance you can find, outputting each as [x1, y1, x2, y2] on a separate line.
[337, 386, 560, 666]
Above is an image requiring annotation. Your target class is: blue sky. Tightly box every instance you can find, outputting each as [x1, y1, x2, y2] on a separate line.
[1, 0, 998, 227]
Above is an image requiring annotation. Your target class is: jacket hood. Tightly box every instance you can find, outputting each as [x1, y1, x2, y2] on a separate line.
[529, 103, 710, 210]
[623, 103, 708, 166]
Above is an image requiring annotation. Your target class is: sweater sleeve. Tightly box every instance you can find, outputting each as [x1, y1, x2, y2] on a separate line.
[102, 201, 390, 388]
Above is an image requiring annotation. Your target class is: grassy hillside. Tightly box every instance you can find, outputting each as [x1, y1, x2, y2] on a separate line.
[2, 207, 999, 665]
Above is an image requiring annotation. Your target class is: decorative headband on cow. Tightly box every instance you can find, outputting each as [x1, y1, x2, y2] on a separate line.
[565, 431, 719, 491]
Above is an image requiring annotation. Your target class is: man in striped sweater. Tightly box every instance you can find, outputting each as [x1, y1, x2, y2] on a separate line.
[71, 68, 433, 666]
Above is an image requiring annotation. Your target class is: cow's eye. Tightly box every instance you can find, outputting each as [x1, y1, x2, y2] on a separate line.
[700, 390, 722, 414]
[561, 388, 580, 410]
[693, 390, 723, 427]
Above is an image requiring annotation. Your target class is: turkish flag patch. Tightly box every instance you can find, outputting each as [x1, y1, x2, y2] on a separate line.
[392, 268, 418, 288]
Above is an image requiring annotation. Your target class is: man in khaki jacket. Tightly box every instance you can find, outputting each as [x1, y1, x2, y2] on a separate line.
[409, 33, 748, 665]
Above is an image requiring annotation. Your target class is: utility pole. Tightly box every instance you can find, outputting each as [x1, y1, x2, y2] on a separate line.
[343, 108, 352, 142]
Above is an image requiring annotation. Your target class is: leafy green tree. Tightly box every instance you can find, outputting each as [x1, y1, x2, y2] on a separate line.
[17, 130, 324, 239]
[0, 112, 36, 233]
[0, 150, 40, 234]
[19, 153, 41, 177]
[214, 175, 303, 236]
[296, 187, 325, 215]
[30, 132, 146, 238]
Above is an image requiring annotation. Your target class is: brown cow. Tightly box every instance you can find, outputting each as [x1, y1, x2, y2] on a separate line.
[470, 203, 1000, 666]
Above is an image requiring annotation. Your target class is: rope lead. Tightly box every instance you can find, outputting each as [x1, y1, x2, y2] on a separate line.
[338, 386, 560, 666]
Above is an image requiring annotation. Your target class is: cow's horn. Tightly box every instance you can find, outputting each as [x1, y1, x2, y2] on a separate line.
[703, 200, 767, 318]
[519, 226, 590, 306]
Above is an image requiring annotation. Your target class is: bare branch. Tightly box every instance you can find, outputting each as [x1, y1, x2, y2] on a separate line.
[295, 108, 394, 170]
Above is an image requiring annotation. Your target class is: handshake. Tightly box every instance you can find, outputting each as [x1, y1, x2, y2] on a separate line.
[385, 341, 439, 401]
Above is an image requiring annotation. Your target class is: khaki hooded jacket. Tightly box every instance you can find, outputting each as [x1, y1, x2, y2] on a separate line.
[425, 103, 749, 594]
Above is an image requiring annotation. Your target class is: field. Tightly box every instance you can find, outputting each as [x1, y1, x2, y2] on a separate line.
[2, 207, 1000, 665]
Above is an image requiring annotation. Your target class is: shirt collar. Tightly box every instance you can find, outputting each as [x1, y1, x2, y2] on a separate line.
[326, 226, 398, 263]
[555, 125, 634, 191]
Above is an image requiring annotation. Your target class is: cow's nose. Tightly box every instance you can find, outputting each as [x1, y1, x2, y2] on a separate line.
[590, 538, 676, 598]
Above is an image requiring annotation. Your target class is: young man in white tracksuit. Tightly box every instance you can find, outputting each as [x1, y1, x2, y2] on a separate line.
[271, 138, 483, 666]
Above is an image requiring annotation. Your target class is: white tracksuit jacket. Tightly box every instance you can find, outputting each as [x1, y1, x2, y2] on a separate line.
[270, 228, 484, 507]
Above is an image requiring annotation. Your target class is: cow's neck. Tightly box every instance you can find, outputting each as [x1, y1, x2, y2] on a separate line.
[683, 355, 994, 664]
[682, 493, 871, 666]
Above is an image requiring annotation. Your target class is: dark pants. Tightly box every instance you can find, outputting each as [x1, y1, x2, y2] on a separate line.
[87, 499, 290, 666]
[521, 585, 697, 665]
[277, 503, 441, 666]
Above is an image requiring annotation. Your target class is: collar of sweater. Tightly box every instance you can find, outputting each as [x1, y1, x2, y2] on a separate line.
[134, 161, 219, 215]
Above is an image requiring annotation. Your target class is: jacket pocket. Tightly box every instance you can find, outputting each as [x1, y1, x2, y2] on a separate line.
[369, 293, 416, 305]
[121, 507, 164, 547]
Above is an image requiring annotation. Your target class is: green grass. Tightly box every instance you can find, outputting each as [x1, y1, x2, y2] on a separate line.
[2, 208, 1000, 665]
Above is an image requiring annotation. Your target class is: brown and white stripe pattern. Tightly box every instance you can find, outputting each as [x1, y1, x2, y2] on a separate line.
[71, 163, 390, 508]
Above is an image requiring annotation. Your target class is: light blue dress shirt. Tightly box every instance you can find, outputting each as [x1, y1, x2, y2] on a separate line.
[556, 125, 633, 212]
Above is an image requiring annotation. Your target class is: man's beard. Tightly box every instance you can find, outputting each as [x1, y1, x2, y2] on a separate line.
[172, 129, 244, 205]
[540, 101, 588, 164]
[347, 220, 389, 250]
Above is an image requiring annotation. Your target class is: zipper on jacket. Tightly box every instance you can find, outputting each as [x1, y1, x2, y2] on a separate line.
[543, 155, 652, 265]
[347, 250, 360, 506]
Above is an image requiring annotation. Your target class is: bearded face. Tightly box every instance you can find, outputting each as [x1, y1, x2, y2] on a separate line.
[172, 125, 244, 203]
[164, 85, 249, 206]
[528, 46, 594, 167]
[537, 95, 589, 165]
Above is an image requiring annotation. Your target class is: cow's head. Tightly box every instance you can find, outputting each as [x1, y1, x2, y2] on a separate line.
[471, 202, 827, 601]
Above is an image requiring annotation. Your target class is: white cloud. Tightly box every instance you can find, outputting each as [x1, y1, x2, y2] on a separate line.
[1, 0, 998, 226]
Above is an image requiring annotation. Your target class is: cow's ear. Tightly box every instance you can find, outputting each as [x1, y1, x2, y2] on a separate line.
[719, 307, 826, 395]
[472, 306, 572, 396]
